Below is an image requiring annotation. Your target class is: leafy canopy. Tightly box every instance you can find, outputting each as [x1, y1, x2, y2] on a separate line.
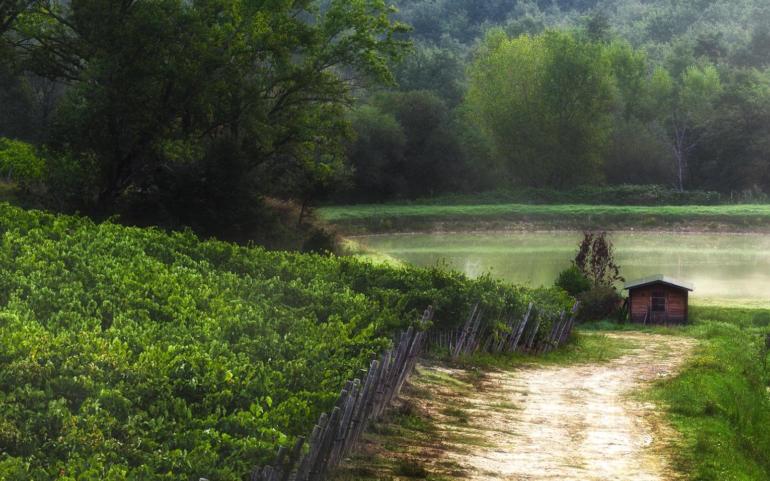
[466, 29, 616, 187]
[11, 0, 409, 212]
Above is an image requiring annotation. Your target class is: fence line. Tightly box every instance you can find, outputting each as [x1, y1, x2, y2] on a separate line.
[431, 301, 579, 359]
[251, 300, 579, 481]
[251, 307, 433, 481]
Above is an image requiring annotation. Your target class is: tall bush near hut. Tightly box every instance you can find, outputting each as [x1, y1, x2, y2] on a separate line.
[574, 231, 624, 287]
[555, 265, 591, 297]
[572, 231, 624, 321]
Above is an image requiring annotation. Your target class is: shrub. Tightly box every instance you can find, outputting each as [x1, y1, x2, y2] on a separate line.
[555, 265, 591, 296]
[577, 286, 623, 322]
[752, 311, 770, 327]
[573, 231, 624, 287]
[0, 137, 45, 187]
[302, 227, 337, 254]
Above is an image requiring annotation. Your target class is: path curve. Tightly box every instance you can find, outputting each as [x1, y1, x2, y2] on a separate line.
[436, 333, 695, 481]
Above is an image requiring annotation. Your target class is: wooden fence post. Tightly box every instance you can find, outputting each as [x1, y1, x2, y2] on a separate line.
[452, 304, 478, 359]
[523, 313, 541, 353]
[295, 413, 328, 481]
[508, 303, 533, 352]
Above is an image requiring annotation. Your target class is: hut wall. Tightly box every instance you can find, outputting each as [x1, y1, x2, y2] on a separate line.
[629, 285, 688, 324]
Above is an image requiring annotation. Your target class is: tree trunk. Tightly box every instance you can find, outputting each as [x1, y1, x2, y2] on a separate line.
[672, 124, 688, 192]
[298, 199, 308, 227]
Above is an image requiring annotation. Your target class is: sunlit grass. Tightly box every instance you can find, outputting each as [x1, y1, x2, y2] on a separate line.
[338, 237, 407, 267]
[447, 331, 640, 370]
[581, 306, 770, 480]
[648, 320, 770, 481]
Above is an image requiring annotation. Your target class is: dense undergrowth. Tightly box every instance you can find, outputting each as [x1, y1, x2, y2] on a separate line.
[0, 203, 569, 481]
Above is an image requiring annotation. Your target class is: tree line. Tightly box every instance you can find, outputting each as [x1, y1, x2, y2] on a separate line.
[344, 0, 770, 202]
[2, 0, 770, 240]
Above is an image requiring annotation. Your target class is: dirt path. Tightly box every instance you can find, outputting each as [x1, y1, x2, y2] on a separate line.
[427, 333, 695, 481]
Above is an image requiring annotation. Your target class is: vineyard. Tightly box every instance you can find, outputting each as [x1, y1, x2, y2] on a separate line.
[0, 203, 570, 480]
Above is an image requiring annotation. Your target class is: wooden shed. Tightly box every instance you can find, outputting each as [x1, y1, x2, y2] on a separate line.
[624, 275, 694, 324]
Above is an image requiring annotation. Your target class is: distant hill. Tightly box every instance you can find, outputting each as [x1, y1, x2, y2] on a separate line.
[394, 0, 770, 66]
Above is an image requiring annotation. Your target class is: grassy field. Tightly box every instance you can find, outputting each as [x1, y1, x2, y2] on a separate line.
[319, 203, 770, 233]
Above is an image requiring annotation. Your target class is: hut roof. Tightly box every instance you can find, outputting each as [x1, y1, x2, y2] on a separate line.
[624, 275, 694, 292]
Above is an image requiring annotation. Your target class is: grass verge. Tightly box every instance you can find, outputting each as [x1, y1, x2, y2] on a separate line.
[586, 306, 770, 480]
[318, 203, 770, 233]
[329, 366, 478, 481]
[650, 321, 770, 480]
[446, 331, 640, 370]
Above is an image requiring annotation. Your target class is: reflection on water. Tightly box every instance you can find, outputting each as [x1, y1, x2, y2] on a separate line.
[356, 231, 770, 306]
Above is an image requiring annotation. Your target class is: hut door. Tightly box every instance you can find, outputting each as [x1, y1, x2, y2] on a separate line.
[651, 291, 666, 323]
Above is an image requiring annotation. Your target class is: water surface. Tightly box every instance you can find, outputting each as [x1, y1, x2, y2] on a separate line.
[355, 231, 770, 307]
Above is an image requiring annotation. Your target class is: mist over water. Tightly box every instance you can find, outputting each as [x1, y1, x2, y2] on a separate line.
[356, 231, 770, 307]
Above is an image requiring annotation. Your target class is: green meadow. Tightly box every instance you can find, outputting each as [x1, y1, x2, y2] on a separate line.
[319, 203, 770, 233]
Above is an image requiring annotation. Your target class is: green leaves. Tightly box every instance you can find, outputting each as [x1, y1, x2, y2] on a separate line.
[0, 203, 567, 479]
[7, 0, 409, 215]
[466, 30, 617, 188]
[0, 138, 44, 186]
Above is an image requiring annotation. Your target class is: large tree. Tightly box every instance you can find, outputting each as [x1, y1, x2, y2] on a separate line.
[466, 29, 616, 187]
[651, 62, 722, 190]
[8, 0, 407, 213]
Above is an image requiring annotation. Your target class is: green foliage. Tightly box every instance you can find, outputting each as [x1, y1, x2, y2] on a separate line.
[466, 30, 616, 187]
[381, 0, 770, 197]
[0, 203, 567, 480]
[7, 0, 408, 219]
[345, 90, 468, 201]
[752, 312, 770, 327]
[555, 266, 591, 296]
[576, 286, 623, 322]
[392, 44, 466, 106]
[0, 137, 44, 186]
[346, 105, 407, 201]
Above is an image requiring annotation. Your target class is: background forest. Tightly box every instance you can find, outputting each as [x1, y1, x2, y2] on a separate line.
[2, 0, 770, 243]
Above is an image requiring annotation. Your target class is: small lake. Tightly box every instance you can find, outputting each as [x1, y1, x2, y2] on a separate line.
[354, 231, 770, 307]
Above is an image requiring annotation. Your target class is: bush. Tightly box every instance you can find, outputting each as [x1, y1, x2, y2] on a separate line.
[752, 311, 770, 327]
[577, 286, 623, 322]
[395, 185, 725, 206]
[301, 227, 337, 254]
[555, 265, 591, 296]
[0, 138, 45, 189]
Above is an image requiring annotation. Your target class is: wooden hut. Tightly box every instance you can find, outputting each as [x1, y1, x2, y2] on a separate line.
[624, 275, 694, 324]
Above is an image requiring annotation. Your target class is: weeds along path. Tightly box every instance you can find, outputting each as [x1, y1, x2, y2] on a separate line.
[438, 333, 695, 481]
[335, 332, 696, 481]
